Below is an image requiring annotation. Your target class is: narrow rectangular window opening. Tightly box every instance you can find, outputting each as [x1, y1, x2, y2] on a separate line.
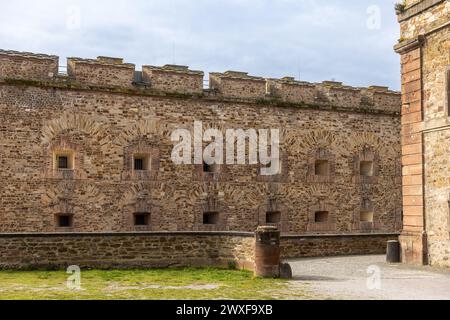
[266, 211, 281, 224]
[57, 215, 73, 228]
[203, 212, 219, 225]
[315, 211, 329, 223]
[134, 212, 150, 226]
[55, 152, 74, 170]
[133, 154, 149, 171]
[315, 160, 329, 176]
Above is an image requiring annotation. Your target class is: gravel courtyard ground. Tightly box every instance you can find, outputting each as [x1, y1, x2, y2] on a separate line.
[288, 255, 450, 300]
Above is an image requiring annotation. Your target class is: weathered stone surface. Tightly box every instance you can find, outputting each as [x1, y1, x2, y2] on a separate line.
[0, 49, 402, 265]
[0, 232, 255, 270]
[281, 233, 398, 258]
[395, 0, 450, 267]
[0, 232, 397, 270]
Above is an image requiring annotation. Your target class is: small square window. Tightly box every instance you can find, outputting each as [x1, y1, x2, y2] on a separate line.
[133, 155, 149, 171]
[315, 211, 329, 223]
[266, 211, 281, 224]
[203, 212, 219, 225]
[134, 158, 144, 170]
[58, 156, 68, 169]
[57, 214, 73, 228]
[134, 212, 150, 226]
[55, 152, 74, 170]
[360, 210, 374, 223]
[360, 161, 374, 177]
[315, 160, 329, 176]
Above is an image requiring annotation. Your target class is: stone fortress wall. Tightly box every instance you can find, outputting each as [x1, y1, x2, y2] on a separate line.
[0, 48, 402, 267]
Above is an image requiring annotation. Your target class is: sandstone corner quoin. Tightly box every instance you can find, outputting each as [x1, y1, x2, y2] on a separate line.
[0, 25, 406, 268]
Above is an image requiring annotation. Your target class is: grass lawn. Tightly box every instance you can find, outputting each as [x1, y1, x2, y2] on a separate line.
[0, 268, 311, 300]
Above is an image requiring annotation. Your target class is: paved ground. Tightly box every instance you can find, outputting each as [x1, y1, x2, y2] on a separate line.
[287, 255, 450, 300]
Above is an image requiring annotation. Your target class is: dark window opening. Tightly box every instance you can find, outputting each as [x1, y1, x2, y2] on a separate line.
[133, 155, 149, 171]
[55, 152, 74, 170]
[57, 215, 73, 228]
[203, 212, 219, 225]
[315, 160, 329, 176]
[58, 156, 68, 169]
[134, 158, 144, 171]
[266, 211, 281, 224]
[315, 211, 329, 223]
[134, 213, 150, 226]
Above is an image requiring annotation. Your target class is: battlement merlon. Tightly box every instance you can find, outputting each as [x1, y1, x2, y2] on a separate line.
[142, 64, 204, 94]
[0, 49, 58, 81]
[209, 71, 267, 99]
[0, 49, 401, 114]
[67, 56, 136, 88]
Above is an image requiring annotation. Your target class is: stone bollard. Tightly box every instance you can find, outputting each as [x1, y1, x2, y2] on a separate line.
[254, 226, 281, 278]
[280, 262, 293, 279]
[386, 240, 401, 263]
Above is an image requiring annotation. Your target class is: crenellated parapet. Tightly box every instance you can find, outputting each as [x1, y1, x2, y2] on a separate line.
[267, 78, 400, 113]
[0, 49, 58, 81]
[0, 49, 401, 114]
[142, 64, 204, 94]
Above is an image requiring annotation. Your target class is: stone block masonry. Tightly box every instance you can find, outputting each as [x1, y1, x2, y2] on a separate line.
[0, 231, 397, 270]
[395, 0, 449, 267]
[0, 48, 402, 263]
[0, 232, 256, 270]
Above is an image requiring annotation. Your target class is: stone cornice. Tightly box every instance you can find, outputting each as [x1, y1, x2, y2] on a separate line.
[0, 231, 255, 238]
[394, 35, 425, 54]
[397, 0, 446, 22]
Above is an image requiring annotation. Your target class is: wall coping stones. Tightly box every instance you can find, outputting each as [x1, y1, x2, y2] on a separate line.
[67, 57, 136, 69]
[0, 231, 255, 238]
[211, 71, 266, 82]
[143, 64, 204, 76]
[281, 232, 400, 239]
[0, 231, 400, 239]
[0, 49, 58, 61]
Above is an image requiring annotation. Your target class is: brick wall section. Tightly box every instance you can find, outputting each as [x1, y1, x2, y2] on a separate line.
[280, 233, 398, 258]
[0, 232, 255, 270]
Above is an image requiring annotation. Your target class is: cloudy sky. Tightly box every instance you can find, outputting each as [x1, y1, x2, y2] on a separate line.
[0, 0, 401, 90]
